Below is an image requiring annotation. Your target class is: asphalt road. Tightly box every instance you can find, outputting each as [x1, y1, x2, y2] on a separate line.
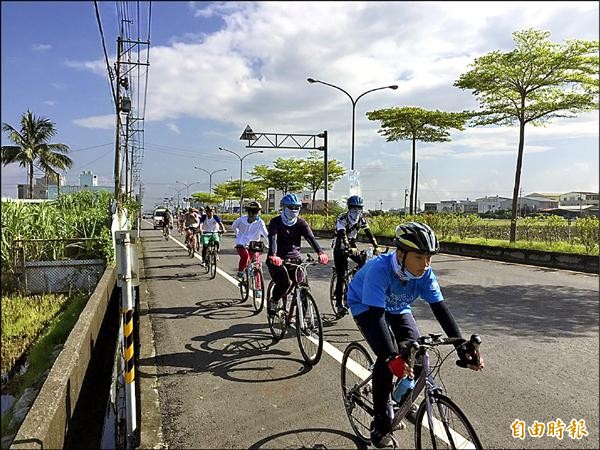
[137, 220, 599, 449]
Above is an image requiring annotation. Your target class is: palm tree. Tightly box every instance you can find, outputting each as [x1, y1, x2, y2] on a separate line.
[1, 110, 72, 198]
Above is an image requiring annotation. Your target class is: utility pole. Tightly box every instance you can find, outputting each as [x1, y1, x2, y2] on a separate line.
[404, 188, 408, 214]
[113, 36, 123, 201]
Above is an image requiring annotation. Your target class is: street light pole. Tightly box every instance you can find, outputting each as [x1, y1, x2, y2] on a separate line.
[194, 167, 227, 196]
[176, 180, 201, 207]
[307, 78, 398, 171]
[218, 147, 264, 215]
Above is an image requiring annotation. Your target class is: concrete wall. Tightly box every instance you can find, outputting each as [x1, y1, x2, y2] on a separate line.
[10, 266, 117, 450]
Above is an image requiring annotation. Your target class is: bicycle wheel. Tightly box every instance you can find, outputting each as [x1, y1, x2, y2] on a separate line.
[209, 249, 217, 279]
[329, 271, 338, 314]
[295, 290, 323, 365]
[341, 342, 374, 444]
[415, 393, 483, 450]
[252, 269, 265, 312]
[203, 248, 210, 274]
[239, 269, 249, 302]
[266, 281, 286, 341]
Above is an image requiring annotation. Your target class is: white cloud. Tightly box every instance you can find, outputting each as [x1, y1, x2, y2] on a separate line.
[167, 123, 181, 134]
[32, 43, 51, 51]
[65, 1, 599, 207]
[43, 100, 56, 106]
[72, 115, 115, 129]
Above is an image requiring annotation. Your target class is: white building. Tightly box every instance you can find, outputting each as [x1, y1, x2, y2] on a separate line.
[476, 195, 512, 213]
[559, 191, 599, 207]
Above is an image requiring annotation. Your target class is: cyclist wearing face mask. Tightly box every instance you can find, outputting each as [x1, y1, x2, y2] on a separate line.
[266, 193, 329, 316]
[333, 195, 380, 317]
[346, 222, 484, 448]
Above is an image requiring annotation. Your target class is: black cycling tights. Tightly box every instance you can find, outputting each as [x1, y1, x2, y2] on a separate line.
[354, 309, 421, 419]
[266, 260, 297, 302]
[333, 247, 363, 306]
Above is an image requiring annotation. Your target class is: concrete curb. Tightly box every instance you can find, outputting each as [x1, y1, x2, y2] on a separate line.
[137, 236, 166, 449]
[11, 265, 117, 450]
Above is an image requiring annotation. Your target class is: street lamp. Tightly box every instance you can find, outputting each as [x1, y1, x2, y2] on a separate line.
[218, 147, 264, 215]
[170, 186, 187, 209]
[307, 77, 398, 171]
[176, 180, 201, 206]
[194, 167, 227, 195]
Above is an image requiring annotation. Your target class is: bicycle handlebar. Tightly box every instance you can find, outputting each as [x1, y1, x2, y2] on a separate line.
[283, 254, 320, 267]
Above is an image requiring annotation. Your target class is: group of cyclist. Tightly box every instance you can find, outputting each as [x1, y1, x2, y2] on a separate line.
[157, 192, 484, 449]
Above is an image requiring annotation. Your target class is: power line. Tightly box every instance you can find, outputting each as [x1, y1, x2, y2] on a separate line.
[93, 1, 117, 107]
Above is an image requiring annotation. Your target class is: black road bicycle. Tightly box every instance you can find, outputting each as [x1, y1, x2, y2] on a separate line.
[341, 334, 483, 449]
[202, 231, 220, 279]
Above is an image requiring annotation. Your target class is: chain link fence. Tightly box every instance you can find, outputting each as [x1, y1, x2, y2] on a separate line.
[10, 238, 107, 295]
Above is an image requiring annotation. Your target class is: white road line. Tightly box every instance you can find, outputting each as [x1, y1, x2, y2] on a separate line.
[151, 225, 476, 447]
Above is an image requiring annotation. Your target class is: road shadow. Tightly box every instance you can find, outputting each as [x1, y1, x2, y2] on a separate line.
[146, 297, 257, 321]
[138, 322, 315, 383]
[412, 283, 598, 340]
[249, 427, 367, 449]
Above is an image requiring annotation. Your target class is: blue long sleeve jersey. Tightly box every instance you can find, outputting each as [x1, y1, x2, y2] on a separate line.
[347, 252, 443, 316]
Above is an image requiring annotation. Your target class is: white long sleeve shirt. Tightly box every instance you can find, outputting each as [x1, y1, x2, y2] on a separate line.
[231, 215, 269, 247]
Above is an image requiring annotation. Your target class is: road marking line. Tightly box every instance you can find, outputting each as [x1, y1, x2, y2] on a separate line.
[154, 226, 475, 446]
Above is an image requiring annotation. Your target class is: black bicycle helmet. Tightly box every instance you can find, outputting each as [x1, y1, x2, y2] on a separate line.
[394, 222, 439, 254]
[245, 201, 261, 213]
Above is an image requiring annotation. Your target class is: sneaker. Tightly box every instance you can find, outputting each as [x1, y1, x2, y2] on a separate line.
[370, 414, 393, 448]
[336, 304, 348, 317]
[237, 271, 244, 280]
[216, 255, 220, 261]
[254, 290, 262, 299]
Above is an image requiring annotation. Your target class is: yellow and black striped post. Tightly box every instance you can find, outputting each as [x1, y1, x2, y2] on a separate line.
[323, 201, 329, 217]
[123, 309, 135, 384]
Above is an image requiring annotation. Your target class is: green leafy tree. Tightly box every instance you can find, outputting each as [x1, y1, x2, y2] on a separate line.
[366, 107, 466, 214]
[213, 179, 265, 210]
[249, 158, 305, 195]
[303, 151, 346, 212]
[455, 29, 599, 242]
[2, 110, 72, 199]
[191, 192, 224, 206]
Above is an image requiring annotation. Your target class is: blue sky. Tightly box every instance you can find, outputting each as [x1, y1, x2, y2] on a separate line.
[2, 1, 598, 210]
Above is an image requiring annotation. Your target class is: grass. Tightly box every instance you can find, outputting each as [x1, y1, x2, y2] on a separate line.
[1, 292, 88, 445]
[443, 236, 598, 256]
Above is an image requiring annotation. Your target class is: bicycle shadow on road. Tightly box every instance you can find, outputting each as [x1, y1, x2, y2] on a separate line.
[249, 427, 367, 449]
[146, 297, 255, 321]
[139, 322, 315, 383]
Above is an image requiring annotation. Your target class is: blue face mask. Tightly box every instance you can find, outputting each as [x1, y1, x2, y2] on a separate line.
[281, 207, 300, 225]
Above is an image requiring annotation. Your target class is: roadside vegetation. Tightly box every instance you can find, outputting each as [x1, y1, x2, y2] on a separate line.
[219, 212, 599, 256]
[0, 190, 132, 447]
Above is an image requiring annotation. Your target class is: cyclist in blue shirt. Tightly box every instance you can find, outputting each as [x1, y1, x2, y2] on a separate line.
[347, 222, 484, 448]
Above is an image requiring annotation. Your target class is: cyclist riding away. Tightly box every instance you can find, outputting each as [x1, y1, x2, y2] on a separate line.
[346, 221, 485, 448]
[266, 193, 329, 316]
[162, 209, 173, 235]
[184, 207, 201, 250]
[231, 201, 269, 284]
[199, 205, 226, 266]
[178, 208, 186, 234]
[333, 195, 380, 317]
